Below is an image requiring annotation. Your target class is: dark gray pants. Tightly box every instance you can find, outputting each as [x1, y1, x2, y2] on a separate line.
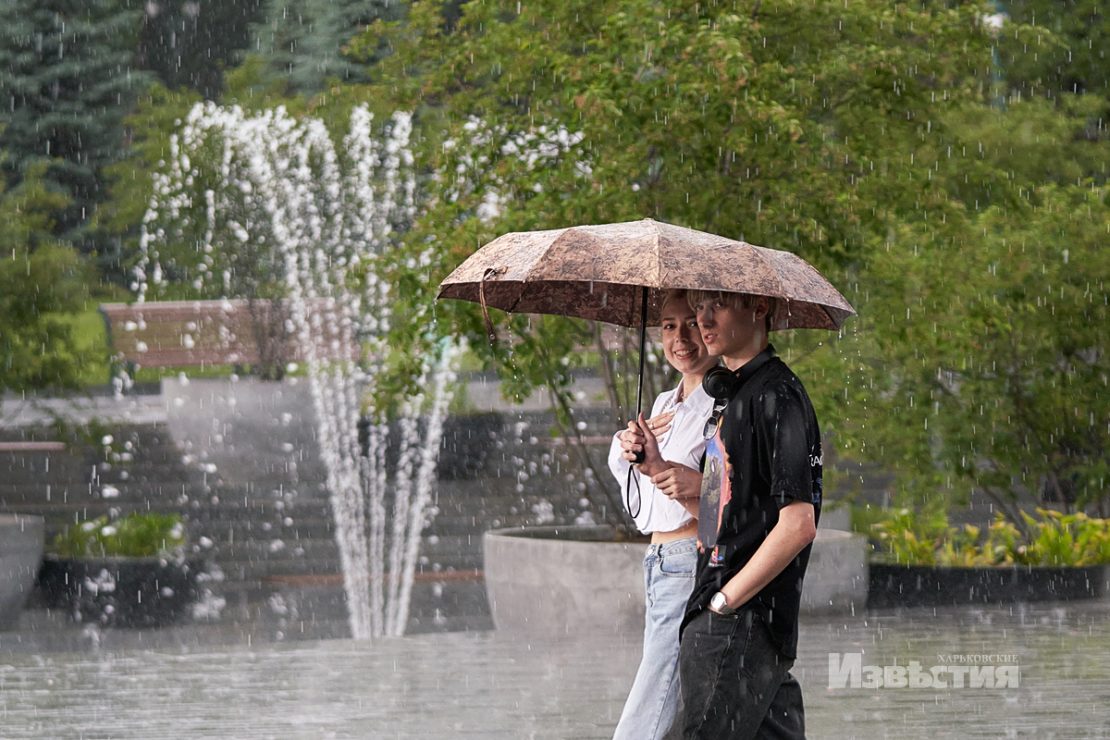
[663, 609, 806, 739]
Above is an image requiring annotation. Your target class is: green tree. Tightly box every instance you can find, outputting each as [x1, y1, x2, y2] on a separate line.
[834, 184, 1109, 520]
[991, 2, 1109, 186]
[137, 0, 267, 99]
[0, 165, 92, 392]
[97, 83, 202, 284]
[247, 0, 403, 96]
[0, 0, 149, 259]
[359, 1, 1007, 261]
[998, 0, 1109, 99]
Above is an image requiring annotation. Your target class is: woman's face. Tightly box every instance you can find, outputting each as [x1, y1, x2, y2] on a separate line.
[660, 294, 715, 377]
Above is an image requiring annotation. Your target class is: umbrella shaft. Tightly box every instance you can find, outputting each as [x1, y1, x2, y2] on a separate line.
[632, 288, 648, 465]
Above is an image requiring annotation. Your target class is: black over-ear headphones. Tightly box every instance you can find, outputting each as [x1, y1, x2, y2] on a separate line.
[703, 365, 740, 400]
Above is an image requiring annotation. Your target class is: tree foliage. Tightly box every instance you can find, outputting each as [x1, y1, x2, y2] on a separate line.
[246, 0, 404, 96]
[998, 0, 1109, 100]
[345, 0, 1109, 520]
[835, 184, 1109, 520]
[0, 165, 92, 392]
[357, 1, 1003, 259]
[137, 0, 267, 99]
[97, 83, 202, 284]
[0, 0, 149, 256]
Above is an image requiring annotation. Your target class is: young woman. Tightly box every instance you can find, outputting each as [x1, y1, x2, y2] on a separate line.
[608, 289, 716, 740]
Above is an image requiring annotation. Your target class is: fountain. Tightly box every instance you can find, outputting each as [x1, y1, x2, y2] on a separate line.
[135, 102, 460, 639]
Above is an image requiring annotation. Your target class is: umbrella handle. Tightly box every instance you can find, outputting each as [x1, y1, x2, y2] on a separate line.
[479, 267, 506, 345]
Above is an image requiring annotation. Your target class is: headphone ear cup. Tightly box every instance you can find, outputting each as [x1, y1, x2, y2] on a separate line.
[703, 366, 738, 400]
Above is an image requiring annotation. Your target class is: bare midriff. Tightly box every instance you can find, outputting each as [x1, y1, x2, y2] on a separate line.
[650, 520, 698, 544]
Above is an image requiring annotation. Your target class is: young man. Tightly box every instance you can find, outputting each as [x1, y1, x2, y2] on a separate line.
[664, 291, 822, 740]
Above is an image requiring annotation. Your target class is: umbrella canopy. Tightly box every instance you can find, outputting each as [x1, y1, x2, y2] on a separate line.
[437, 218, 855, 330]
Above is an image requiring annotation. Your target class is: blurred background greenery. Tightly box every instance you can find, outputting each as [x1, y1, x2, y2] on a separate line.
[0, 0, 1105, 538]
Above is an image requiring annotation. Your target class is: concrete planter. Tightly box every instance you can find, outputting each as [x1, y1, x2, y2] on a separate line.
[484, 526, 647, 637]
[37, 556, 203, 627]
[800, 528, 870, 614]
[483, 525, 869, 636]
[0, 514, 45, 629]
[868, 563, 1110, 608]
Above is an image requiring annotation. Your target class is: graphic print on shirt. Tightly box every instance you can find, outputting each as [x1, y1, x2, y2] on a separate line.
[810, 445, 823, 508]
[696, 423, 731, 564]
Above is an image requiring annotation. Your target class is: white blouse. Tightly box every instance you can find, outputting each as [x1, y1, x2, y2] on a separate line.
[607, 382, 714, 534]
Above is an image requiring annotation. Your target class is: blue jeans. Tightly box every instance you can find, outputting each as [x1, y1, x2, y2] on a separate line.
[613, 537, 698, 740]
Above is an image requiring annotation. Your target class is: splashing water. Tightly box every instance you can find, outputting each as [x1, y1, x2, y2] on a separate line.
[136, 101, 461, 639]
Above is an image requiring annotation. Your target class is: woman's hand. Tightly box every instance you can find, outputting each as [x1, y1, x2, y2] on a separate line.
[617, 410, 673, 462]
[644, 409, 675, 438]
[627, 413, 669, 477]
[651, 464, 703, 500]
[617, 421, 644, 462]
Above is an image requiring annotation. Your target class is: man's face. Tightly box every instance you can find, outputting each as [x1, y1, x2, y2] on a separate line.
[693, 295, 766, 363]
[660, 295, 715, 376]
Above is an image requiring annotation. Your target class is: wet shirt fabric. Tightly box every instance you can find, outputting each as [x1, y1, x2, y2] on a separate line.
[608, 382, 715, 534]
[683, 345, 822, 660]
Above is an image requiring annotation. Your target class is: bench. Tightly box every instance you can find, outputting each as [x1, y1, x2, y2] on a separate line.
[99, 299, 357, 373]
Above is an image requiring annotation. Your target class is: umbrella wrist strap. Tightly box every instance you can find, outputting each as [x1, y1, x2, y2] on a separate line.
[625, 465, 641, 520]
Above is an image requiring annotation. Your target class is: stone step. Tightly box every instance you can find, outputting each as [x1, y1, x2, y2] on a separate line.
[0, 481, 201, 501]
[190, 511, 335, 531]
[5, 480, 557, 529]
[3, 452, 598, 499]
[178, 495, 319, 510]
[0, 507, 338, 553]
[0, 495, 320, 517]
[419, 535, 485, 561]
[190, 510, 529, 540]
[214, 558, 344, 581]
[1, 451, 93, 472]
[425, 513, 536, 537]
[204, 539, 351, 566]
[419, 553, 484, 572]
[204, 538, 486, 581]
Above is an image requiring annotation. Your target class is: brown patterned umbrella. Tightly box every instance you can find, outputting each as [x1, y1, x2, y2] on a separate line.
[437, 218, 855, 331]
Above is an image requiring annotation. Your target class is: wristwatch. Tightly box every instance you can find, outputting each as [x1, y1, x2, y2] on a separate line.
[709, 591, 734, 615]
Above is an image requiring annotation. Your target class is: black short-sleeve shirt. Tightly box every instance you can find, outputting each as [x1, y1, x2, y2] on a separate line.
[683, 345, 822, 659]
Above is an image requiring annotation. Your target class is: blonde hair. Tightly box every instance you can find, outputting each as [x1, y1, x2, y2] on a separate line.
[687, 290, 776, 331]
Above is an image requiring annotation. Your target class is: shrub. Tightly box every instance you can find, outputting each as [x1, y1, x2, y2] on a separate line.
[870, 508, 1110, 568]
[51, 513, 186, 559]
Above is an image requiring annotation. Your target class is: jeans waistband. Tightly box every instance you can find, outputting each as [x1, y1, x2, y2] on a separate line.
[647, 536, 697, 557]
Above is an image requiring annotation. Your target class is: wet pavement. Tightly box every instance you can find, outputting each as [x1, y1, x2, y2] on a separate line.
[2, 599, 1108, 738]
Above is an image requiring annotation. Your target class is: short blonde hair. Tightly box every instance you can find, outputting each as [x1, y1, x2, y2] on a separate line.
[687, 290, 776, 331]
